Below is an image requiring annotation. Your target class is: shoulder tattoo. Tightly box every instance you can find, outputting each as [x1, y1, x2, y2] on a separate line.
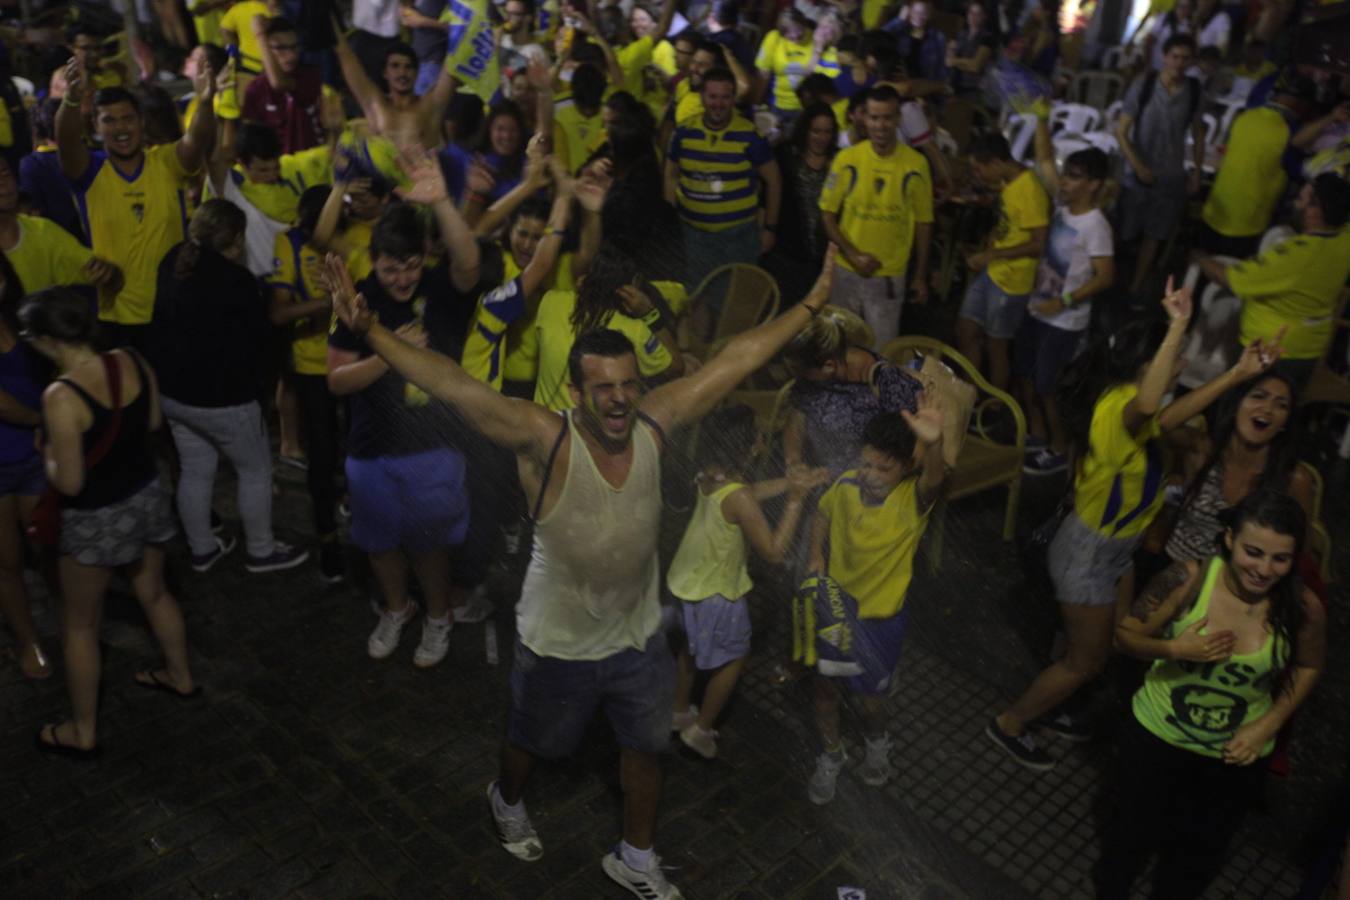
[1128, 561, 1192, 623]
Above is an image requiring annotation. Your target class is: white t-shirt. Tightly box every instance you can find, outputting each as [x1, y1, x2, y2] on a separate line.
[353, 0, 401, 38]
[1029, 205, 1113, 332]
[1196, 12, 1231, 55]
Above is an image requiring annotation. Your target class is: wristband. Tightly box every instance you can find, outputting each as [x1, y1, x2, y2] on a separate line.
[1061, 291, 1075, 308]
[642, 307, 665, 328]
[543, 227, 564, 238]
[62, 94, 82, 110]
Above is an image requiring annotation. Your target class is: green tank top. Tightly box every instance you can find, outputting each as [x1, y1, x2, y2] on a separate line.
[666, 480, 754, 602]
[1132, 557, 1284, 759]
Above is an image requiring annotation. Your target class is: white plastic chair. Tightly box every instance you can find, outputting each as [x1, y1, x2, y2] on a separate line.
[1069, 71, 1124, 110]
[1184, 112, 1220, 173]
[934, 128, 958, 156]
[1081, 131, 1120, 156]
[1052, 134, 1093, 169]
[11, 76, 33, 98]
[1050, 102, 1103, 137]
[1004, 113, 1039, 163]
[1100, 45, 1142, 71]
[1177, 262, 1242, 390]
[1103, 99, 1125, 133]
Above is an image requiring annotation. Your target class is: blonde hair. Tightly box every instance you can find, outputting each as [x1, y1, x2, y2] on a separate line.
[783, 305, 872, 372]
[174, 199, 246, 281]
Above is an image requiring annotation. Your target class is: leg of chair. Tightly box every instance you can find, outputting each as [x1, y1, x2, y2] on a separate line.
[1003, 474, 1022, 542]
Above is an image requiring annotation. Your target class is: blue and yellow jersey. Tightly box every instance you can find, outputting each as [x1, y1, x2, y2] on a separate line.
[269, 228, 330, 376]
[754, 30, 840, 113]
[1072, 383, 1167, 540]
[229, 145, 333, 225]
[819, 473, 930, 619]
[552, 100, 608, 174]
[70, 144, 195, 325]
[219, 0, 271, 74]
[667, 112, 772, 232]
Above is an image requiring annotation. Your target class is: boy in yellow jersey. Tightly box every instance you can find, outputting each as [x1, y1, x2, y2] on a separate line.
[0, 159, 122, 296]
[552, 64, 608, 174]
[269, 186, 345, 582]
[957, 132, 1050, 393]
[617, 0, 678, 101]
[67, 24, 129, 91]
[820, 86, 934, 349]
[804, 398, 946, 804]
[55, 61, 218, 351]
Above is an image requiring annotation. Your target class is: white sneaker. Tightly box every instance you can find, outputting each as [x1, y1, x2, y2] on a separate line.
[452, 584, 494, 624]
[678, 724, 718, 759]
[807, 749, 846, 805]
[413, 615, 452, 668]
[858, 734, 895, 787]
[600, 847, 684, 900]
[670, 705, 698, 733]
[368, 601, 418, 660]
[487, 782, 543, 861]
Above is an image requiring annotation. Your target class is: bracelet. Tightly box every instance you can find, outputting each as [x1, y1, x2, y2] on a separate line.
[543, 227, 564, 237]
[804, 303, 823, 317]
[1061, 291, 1075, 308]
[62, 95, 82, 109]
[641, 307, 665, 328]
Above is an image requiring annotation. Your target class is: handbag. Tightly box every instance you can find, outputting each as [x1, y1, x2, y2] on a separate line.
[28, 353, 125, 548]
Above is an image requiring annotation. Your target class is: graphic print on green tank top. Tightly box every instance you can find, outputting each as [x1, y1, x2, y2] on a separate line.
[1132, 557, 1285, 758]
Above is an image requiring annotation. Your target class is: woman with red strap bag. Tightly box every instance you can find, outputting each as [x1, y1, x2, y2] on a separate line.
[22, 289, 198, 759]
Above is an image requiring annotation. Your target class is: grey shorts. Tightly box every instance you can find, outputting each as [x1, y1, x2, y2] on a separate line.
[960, 271, 1030, 340]
[1117, 175, 1187, 242]
[60, 476, 177, 567]
[681, 593, 752, 670]
[1047, 511, 1141, 606]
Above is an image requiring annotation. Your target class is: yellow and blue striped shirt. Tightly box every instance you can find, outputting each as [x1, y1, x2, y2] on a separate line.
[667, 112, 772, 232]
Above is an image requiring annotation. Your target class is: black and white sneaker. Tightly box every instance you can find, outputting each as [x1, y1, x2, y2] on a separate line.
[487, 782, 543, 862]
[986, 718, 1056, 772]
[245, 541, 309, 574]
[191, 534, 237, 573]
[1038, 712, 1092, 743]
[600, 847, 684, 899]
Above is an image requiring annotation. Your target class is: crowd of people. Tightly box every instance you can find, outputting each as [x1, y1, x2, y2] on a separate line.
[1, 0, 1348, 897]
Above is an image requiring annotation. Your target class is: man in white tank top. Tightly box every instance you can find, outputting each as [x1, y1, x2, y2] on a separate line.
[326, 252, 836, 900]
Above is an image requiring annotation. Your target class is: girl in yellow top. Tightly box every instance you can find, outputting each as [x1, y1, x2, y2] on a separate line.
[988, 281, 1287, 772]
[668, 406, 824, 759]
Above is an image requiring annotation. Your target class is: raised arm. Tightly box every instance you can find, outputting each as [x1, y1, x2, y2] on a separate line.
[395, 146, 482, 292]
[252, 12, 285, 89]
[1157, 332, 1283, 432]
[325, 253, 560, 454]
[334, 17, 391, 130]
[417, 67, 461, 146]
[519, 168, 576, 299]
[1031, 106, 1059, 194]
[54, 59, 91, 180]
[1122, 279, 1190, 436]
[722, 467, 817, 565]
[722, 44, 754, 103]
[902, 388, 947, 510]
[177, 59, 219, 173]
[642, 250, 836, 431]
[473, 135, 551, 237]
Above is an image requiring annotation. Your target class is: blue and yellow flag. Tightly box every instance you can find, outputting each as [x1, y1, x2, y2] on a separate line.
[442, 0, 501, 104]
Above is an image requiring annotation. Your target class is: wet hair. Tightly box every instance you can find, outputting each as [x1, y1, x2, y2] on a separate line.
[604, 94, 658, 176]
[198, 43, 229, 77]
[783, 308, 871, 372]
[237, 121, 282, 163]
[863, 411, 917, 463]
[969, 132, 1013, 163]
[571, 247, 641, 333]
[571, 63, 607, 109]
[796, 72, 838, 108]
[67, 22, 107, 45]
[567, 328, 637, 388]
[1064, 147, 1109, 182]
[701, 66, 736, 91]
[136, 85, 183, 144]
[264, 17, 298, 39]
[571, 40, 607, 70]
[1055, 315, 1171, 458]
[383, 42, 417, 69]
[19, 287, 99, 346]
[697, 404, 759, 474]
[445, 92, 486, 146]
[175, 198, 246, 280]
[94, 86, 140, 114]
[1218, 489, 1308, 698]
[370, 202, 426, 261]
[867, 84, 902, 108]
[789, 102, 840, 155]
[1162, 33, 1197, 54]
[867, 44, 901, 81]
[1311, 173, 1350, 228]
[836, 34, 861, 57]
[296, 185, 331, 237]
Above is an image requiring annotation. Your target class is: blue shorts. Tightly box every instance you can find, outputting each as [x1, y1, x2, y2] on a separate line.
[0, 455, 44, 497]
[681, 593, 751, 670]
[507, 631, 676, 758]
[345, 448, 470, 554]
[836, 610, 910, 695]
[1014, 316, 1086, 396]
[960, 271, 1030, 340]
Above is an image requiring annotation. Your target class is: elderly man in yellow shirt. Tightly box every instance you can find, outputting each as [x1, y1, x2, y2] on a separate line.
[1192, 173, 1350, 388]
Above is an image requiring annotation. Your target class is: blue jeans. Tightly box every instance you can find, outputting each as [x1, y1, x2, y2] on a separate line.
[682, 219, 760, 303]
[959, 271, 1030, 340]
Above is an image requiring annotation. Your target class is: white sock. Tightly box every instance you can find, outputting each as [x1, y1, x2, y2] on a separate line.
[491, 783, 525, 819]
[425, 613, 450, 627]
[620, 840, 655, 873]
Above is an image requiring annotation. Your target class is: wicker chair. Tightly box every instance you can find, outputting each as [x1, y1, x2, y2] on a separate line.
[680, 263, 781, 362]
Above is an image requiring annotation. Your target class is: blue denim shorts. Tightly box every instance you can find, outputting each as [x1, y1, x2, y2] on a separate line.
[345, 448, 470, 554]
[960, 271, 1030, 340]
[838, 610, 910, 696]
[1048, 512, 1141, 606]
[0, 454, 44, 497]
[508, 631, 676, 758]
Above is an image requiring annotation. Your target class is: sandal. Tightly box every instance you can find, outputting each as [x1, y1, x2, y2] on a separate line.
[132, 670, 202, 700]
[19, 642, 52, 680]
[34, 723, 99, 760]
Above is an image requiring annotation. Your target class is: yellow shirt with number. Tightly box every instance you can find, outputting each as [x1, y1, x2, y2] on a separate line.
[1229, 228, 1350, 360]
[1201, 106, 1290, 239]
[1072, 383, 1167, 540]
[819, 473, 930, 619]
[6, 214, 94, 295]
[987, 169, 1051, 295]
[819, 141, 934, 278]
[269, 228, 330, 376]
[70, 144, 196, 325]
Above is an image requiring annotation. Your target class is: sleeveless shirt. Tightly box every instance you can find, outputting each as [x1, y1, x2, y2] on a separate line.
[516, 411, 663, 660]
[667, 480, 754, 602]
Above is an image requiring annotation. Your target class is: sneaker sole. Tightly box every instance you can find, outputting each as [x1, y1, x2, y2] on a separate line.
[859, 768, 894, 787]
[487, 783, 543, 862]
[451, 606, 492, 625]
[191, 555, 224, 574]
[985, 725, 1057, 772]
[677, 731, 717, 760]
[1038, 725, 1093, 743]
[245, 553, 310, 574]
[600, 853, 682, 899]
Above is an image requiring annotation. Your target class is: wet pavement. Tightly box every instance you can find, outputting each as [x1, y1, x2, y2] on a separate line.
[1, 447, 1347, 900]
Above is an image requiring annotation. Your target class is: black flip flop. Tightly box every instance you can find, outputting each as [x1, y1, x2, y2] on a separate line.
[34, 723, 100, 760]
[132, 670, 203, 700]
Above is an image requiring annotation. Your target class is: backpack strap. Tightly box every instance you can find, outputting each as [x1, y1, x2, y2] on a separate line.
[531, 412, 569, 522]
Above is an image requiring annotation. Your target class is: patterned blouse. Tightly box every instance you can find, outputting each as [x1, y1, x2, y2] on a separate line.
[789, 358, 924, 478]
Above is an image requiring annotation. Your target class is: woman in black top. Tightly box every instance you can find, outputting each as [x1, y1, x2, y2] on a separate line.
[769, 103, 838, 299]
[23, 289, 196, 758]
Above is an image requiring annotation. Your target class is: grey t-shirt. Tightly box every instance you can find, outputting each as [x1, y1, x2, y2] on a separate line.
[1122, 75, 1202, 182]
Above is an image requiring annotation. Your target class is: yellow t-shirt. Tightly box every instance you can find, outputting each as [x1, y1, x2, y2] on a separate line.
[673, 79, 703, 123]
[1072, 383, 1167, 540]
[1201, 106, 1290, 239]
[819, 473, 930, 619]
[652, 40, 677, 76]
[754, 30, 840, 113]
[553, 100, 607, 173]
[232, 145, 333, 225]
[819, 141, 934, 277]
[188, 0, 225, 45]
[1229, 228, 1350, 360]
[71, 144, 195, 325]
[529, 282, 687, 410]
[617, 35, 654, 99]
[342, 218, 377, 283]
[987, 169, 1051, 295]
[862, 0, 889, 29]
[6, 214, 94, 295]
[269, 228, 330, 376]
[667, 481, 755, 601]
[220, 0, 271, 74]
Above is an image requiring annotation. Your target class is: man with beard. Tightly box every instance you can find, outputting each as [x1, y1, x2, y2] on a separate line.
[54, 60, 217, 349]
[324, 244, 837, 900]
[335, 30, 458, 151]
[1191, 172, 1350, 390]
